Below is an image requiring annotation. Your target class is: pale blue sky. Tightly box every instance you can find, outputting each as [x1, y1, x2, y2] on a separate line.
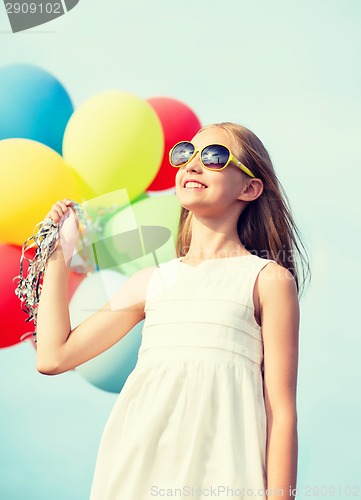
[0, 1, 360, 498]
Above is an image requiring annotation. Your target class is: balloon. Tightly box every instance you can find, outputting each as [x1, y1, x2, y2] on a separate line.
[0, 138, 88, 246]
[67, 188, 145, 272]
[146, 97, 202, 191]
[102, 194, 182, 276]
[69, 270, 143, 393]
[68, 271, 86, 300]
[63, 90, 164, 200]
[131, 191, 149, 204]
[0, 64, 73, 154]
[0, 244, 36, 347]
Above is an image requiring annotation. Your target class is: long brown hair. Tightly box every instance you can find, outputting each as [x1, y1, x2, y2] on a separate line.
[175, 122, 311, 298]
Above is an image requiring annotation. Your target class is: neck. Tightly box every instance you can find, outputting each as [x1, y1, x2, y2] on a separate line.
[182, 214, 248, 261]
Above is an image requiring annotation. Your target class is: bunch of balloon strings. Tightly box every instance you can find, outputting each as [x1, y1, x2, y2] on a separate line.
[13, 202, 120, 345]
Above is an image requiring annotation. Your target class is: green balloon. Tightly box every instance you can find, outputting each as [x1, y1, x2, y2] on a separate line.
[71, 189, 150, 273]
[102, 194, 182, 275]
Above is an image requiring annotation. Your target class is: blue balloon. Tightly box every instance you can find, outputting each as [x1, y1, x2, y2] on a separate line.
[0, 64, 73, 154]
[69, 269, 144, 394]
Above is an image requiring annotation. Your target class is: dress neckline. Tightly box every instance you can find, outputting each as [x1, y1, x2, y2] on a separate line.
[177, 254, 256, 269]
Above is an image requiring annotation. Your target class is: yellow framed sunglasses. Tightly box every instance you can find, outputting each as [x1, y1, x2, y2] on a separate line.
[169, 141, 255, 178]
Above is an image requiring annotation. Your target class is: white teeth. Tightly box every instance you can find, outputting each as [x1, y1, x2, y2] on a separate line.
[184, 182, 206, 189]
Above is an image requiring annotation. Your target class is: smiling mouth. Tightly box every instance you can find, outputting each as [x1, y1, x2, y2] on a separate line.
[183, 182, 208, 189]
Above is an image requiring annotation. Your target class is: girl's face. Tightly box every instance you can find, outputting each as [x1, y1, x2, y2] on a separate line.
[174, 126, 251, 216]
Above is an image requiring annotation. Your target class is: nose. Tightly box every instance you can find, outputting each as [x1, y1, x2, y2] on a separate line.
[185, 152, 202, 172]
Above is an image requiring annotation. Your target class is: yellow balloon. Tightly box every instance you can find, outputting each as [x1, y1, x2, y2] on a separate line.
[63, 91, 164, 200]
[0, 138, 88, 245]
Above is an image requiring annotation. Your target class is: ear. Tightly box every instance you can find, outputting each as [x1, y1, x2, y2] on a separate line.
[237, 178, 264, 202]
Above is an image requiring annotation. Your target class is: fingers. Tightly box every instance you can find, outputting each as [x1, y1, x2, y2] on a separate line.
[46, 198, 75, 224]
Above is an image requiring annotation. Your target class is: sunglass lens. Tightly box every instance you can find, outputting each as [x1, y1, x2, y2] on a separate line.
[202, 145, 230, 169]
[170, 142, 195, 166]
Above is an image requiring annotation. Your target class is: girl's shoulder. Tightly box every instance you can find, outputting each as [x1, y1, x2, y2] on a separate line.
[257, 259, 295, 280]
[257, 259, 298, 303]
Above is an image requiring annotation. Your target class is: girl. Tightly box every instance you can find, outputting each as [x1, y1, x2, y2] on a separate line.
[36, 122, 310, 500]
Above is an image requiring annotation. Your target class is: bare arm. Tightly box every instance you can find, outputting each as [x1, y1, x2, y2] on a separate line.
[36, 249, 156, 375]
[35, 198, 156, 375]
[36, 198, 78, 372]
[258, 263, 300, 499]
[35, 244, 72, 373]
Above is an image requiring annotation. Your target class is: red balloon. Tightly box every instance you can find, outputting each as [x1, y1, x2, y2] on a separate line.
[0, 244, 86, 349]
[68, 270, 86, 300]
[0, 244, 35, 347]
[146, 97, 201, 191]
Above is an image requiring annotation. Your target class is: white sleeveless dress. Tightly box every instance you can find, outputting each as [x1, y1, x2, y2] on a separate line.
[89, 255, 276, 500]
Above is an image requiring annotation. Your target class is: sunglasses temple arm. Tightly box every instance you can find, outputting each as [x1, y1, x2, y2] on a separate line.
[230, 153, 255, 178]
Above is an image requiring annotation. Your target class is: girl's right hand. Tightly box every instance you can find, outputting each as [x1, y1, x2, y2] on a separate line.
[46, 199, 81, 265]
[45, 198, 76, 225]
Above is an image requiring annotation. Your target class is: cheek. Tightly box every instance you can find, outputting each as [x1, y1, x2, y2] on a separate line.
[175, 169, 183, 185]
